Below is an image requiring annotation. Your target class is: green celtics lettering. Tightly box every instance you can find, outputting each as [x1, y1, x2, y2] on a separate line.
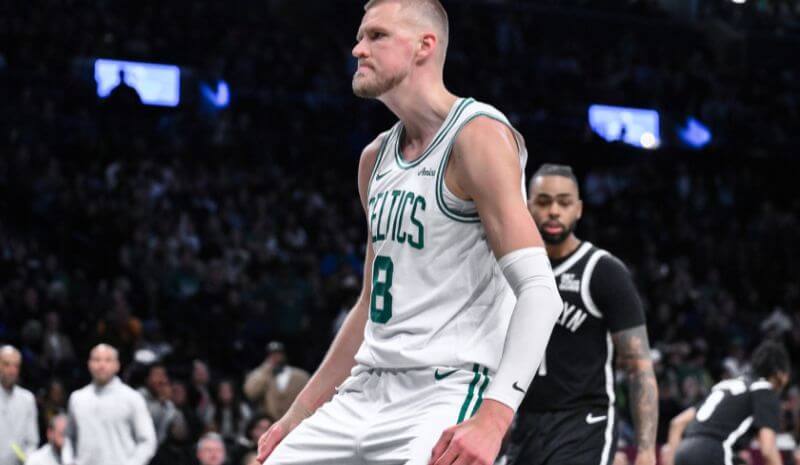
[368, 190, 426, 250]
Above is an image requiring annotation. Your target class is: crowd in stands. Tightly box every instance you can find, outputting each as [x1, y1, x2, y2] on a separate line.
[2, 0, 800, 464]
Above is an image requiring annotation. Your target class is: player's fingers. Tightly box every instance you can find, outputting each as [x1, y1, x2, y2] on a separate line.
[432, 436, 462, 465]
[256, 424, 284, 462]
[428, 428, 455, 465]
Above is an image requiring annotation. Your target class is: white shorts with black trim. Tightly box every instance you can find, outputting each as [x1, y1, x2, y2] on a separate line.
[264, 363, 491, 465]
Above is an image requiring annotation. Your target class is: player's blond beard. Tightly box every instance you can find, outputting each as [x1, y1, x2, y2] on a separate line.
[352, 67, 409, 99]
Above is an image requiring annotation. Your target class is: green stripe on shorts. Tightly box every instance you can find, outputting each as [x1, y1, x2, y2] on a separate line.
[471, 366, 490, 417]
[457, 364, 481, 423]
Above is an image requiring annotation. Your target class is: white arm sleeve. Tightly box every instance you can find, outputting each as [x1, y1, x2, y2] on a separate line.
[483, 247, 562, 411]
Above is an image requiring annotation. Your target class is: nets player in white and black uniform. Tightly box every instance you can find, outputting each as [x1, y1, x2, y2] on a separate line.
[507, 164, 659, 465]
[662, 340, 791, 465]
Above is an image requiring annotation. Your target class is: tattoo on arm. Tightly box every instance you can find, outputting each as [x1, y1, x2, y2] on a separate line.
[613, 325, 659, 451]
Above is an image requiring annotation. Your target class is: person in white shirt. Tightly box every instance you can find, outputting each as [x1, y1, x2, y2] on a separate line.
[25, 414, 67, 465]
[0, 345, 39, 465]
[63, 344, 156, 465]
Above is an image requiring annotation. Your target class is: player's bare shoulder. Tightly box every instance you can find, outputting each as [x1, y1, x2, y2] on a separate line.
[357, 130, 392, 209]
[452, 115, 518, 165]
[448, 114, 522, 202]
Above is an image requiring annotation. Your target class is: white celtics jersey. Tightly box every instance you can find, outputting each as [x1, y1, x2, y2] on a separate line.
[354, 97, 528, 371]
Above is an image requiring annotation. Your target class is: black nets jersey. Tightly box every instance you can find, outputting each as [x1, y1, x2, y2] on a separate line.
[683, 377, 780, 448]
[521, 242, 645, 413]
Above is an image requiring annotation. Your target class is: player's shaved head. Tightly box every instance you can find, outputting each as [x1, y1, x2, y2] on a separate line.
[88, 343, 120, 386]
[90, 343, 119, 360]
[0, 345, 22, 389]
[364, 0, 449, 62]
[0, 345, 21, 360]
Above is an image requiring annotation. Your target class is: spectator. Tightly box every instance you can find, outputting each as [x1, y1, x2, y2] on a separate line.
[150, 413, 194, 465]
[24, 414, 66, 465]
[138, 363, 185, 444]
[63, 344, 156, 465]
[0, 345, 39, 465]
[171, 379, 204, 441]
[243, 341, 309, 421]
[37, 380, 67, 442]
[40, 312, 75, 372]
[104, 70, 142, 109]
[196, 433, 226, 465]
[204, 379, 252, 444]
[191, 360, 213, 421]
[229, 415, 272, 465]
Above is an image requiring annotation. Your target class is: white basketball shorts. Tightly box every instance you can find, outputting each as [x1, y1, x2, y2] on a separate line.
[264, 363, 491, 465]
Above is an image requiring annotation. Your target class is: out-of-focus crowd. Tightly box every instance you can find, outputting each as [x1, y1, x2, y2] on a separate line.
[2, 0, 800, 464]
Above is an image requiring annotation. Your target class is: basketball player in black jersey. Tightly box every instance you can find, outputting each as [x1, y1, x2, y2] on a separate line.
[662, 340, 790, 465]
[507, 164, 659, 465]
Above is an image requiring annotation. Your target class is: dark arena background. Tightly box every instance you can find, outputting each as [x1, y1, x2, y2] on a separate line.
[1, 1, 799, 464]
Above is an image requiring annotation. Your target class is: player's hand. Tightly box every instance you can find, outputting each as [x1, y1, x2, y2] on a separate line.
[658, 445, 674, 465]
[428, 399, 513, 465]
[256, 404, 310, 463]
[633, 450, 656, 465]
[256, 420, 288, 463]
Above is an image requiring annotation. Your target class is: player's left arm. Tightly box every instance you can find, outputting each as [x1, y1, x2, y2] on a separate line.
[598, 256, 658, 464]
[757, 427, 784, 465]
[429, 117, 562, 465]
[614, 325, 658, 463]
[753, 388, 784, 465]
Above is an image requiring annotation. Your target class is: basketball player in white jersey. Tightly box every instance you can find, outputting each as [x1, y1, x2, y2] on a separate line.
[257, 1, 563, 464]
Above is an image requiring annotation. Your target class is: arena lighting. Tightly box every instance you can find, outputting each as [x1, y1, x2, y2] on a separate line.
[640, 132, 659, 149]
[94, 58, 180, 107]
[588, 104, 661, 149]
[201, 80, 230, 108]
[678, 117, 712, 149]
[731, 0, 746, 4]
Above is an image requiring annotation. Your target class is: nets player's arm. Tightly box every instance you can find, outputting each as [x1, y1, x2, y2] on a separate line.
[596, 256, 658, 463]
[752, 387, 783, 465]
[256, 134, 383, 463]
[661, 407, 696, 465]
[429, 117, 562, 465]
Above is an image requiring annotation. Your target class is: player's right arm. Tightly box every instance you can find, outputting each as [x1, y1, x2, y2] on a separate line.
[660, 407, 696, 465]
[256, 134, 384, 463]
[758, 427, 784, 465]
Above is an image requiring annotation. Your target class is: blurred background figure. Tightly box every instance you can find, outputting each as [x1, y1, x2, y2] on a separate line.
[191, 360, 213, 421]
[228, 415, 272, 465]
[63, 344, 156, 465]
[0, 345, 39, 465]
[37, 380, 67, 442]
[243, 342, 308, 421]
[149, 415, 193, 465]
[138, 363, 185, 445]
[40, 313, 75, 375]
[196, 433, 226, 465]
[205, 379, 252, 446]
[24, 414, 66, 465]
[662, 340, 791, 465]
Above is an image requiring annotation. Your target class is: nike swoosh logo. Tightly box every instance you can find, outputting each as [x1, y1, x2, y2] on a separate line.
[585, 413, 607, 424]
[434, 369, 458, 380]
[375, 170, 392, 181]
[512, 382, 526, 394]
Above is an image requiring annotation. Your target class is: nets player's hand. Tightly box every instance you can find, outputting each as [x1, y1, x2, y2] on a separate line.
[634, 450, 657, 465]
[428, 399, 513, 465]
[658, 445, 675, 465]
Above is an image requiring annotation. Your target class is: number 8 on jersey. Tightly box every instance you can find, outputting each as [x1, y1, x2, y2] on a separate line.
[371, 256, 394, 323]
